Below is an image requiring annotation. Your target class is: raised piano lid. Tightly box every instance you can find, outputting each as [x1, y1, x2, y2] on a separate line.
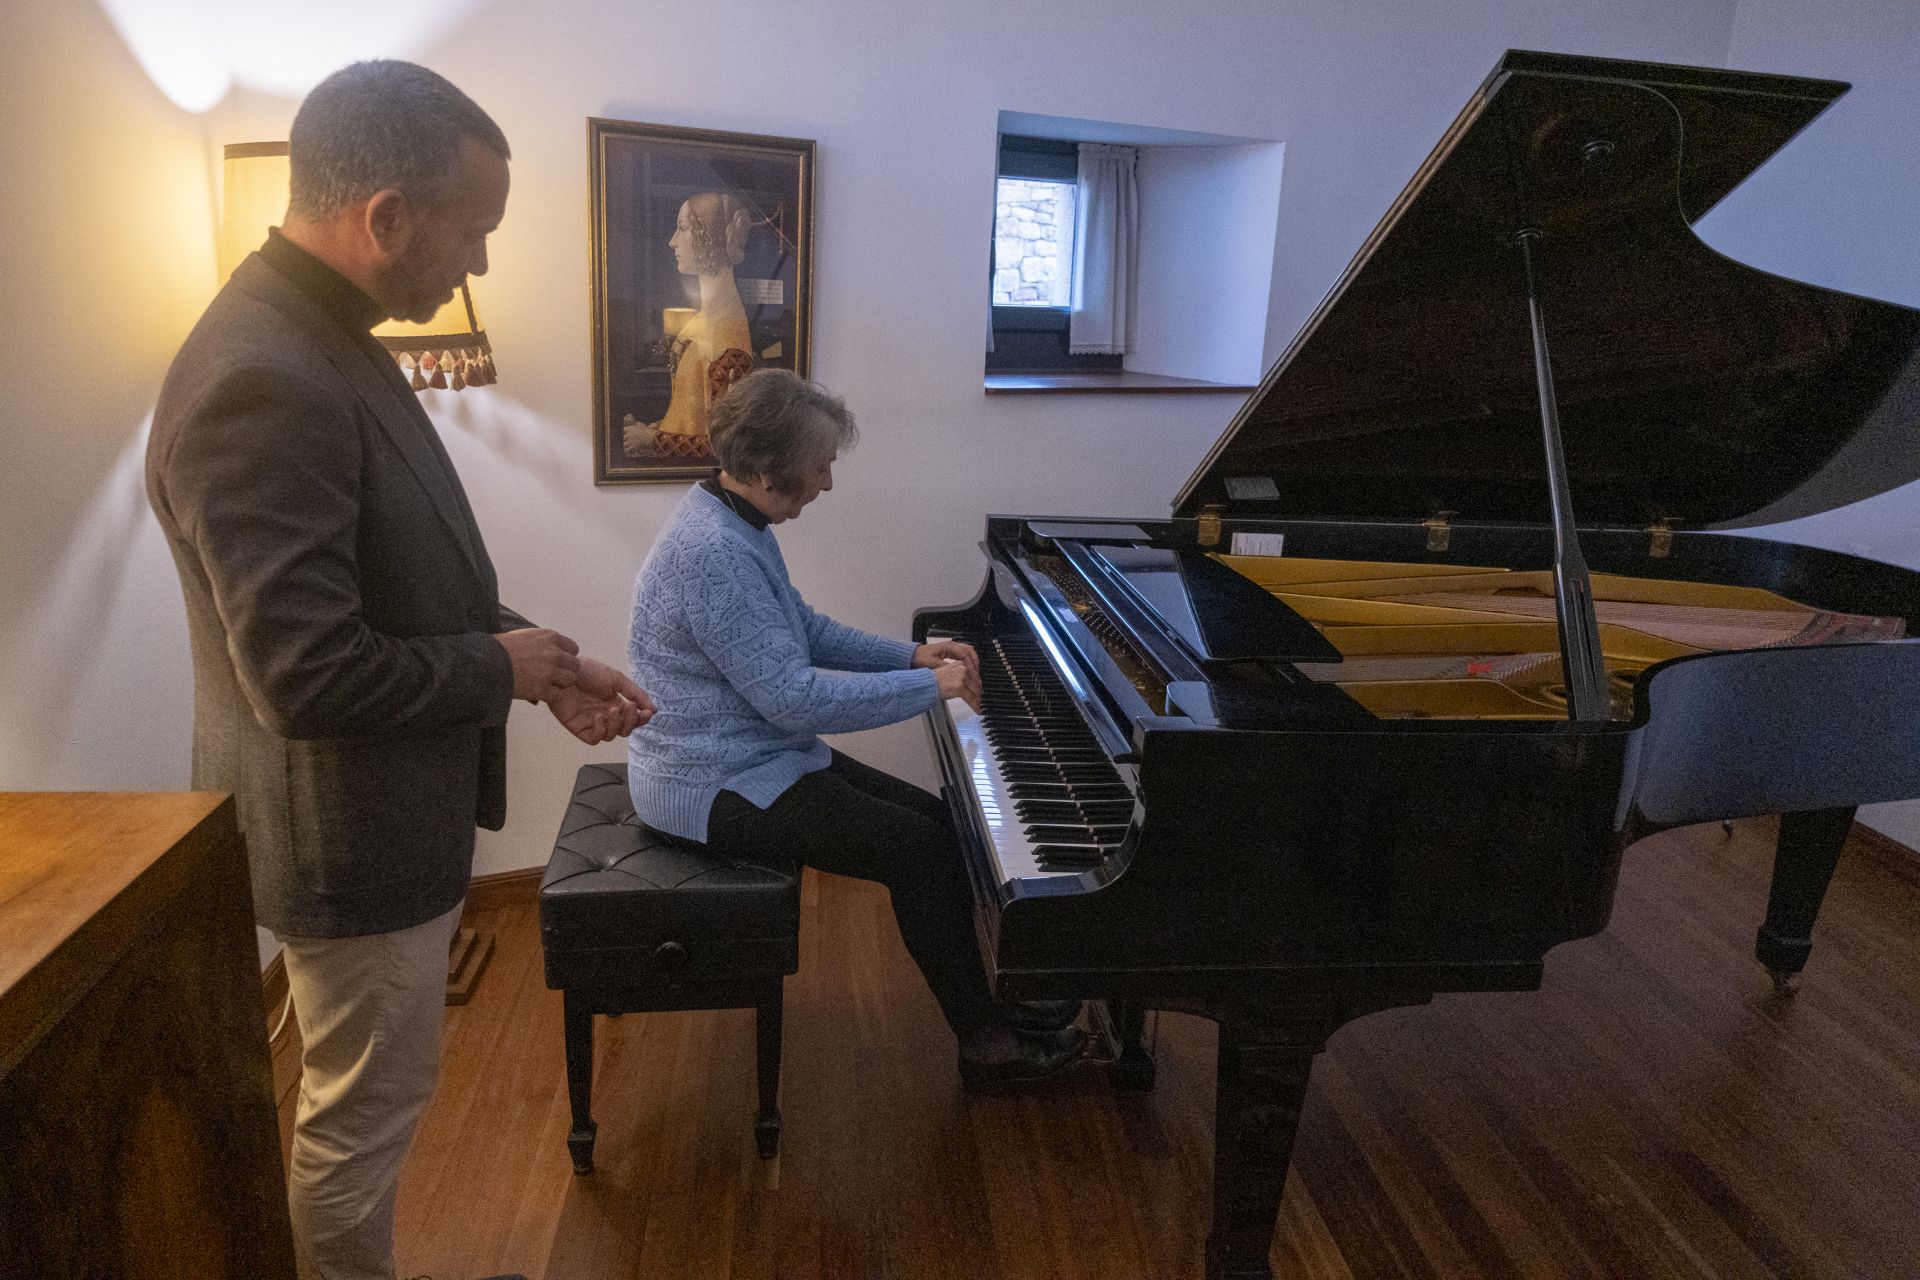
[1173, 49, 1920, 532]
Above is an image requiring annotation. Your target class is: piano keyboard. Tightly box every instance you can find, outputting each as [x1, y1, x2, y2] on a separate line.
[944, 634, 1136, 886]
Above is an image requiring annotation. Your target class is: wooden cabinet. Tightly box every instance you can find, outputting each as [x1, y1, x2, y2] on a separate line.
[0, 792, 296, 1279]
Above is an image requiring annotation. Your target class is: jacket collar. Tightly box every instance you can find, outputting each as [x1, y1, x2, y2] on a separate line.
[229, 252, 493, 597]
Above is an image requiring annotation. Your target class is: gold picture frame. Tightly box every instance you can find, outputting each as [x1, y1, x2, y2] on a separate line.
[588, 118, 815, 484]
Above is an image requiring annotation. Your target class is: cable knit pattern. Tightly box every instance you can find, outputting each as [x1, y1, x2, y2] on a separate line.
[627, 486, 937, 840]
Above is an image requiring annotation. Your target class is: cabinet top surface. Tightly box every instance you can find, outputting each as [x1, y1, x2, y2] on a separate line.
[0, 791, 233, 1012]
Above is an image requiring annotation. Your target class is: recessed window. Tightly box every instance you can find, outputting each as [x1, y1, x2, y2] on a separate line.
[985, 113, 1285, 390]
[987, 135, 1119, 375]
[992, 177, 1076, 308]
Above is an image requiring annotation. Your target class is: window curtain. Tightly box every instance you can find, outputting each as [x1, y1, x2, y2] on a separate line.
[986, 257, 995, 354]
[1069, 143, 1138, 355]
[985, 204, 996, 352]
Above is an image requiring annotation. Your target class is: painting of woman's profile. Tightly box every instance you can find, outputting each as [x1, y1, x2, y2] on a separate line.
[589, 119, 814, 483]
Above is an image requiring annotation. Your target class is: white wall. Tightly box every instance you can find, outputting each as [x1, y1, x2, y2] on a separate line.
[16, 0, 1911, 892]
[1700, 0, 1920, 844]
[1132, 142, 1287, 385]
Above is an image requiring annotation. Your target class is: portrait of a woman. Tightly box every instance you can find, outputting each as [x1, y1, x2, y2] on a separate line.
[622, 192, 757, 461]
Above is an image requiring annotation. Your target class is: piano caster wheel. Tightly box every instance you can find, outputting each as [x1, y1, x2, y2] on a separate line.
[1721, 820, 1736, 839]
[1108, 1051, 1157, 1093]
[1768, 967, 1802, 997]
[567, 1122, 597, 1176]
[755, 1112, 781, 1159]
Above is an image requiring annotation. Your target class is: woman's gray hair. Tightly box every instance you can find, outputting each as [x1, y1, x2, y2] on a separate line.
[709, 370, 858, 494]
[288, 60, 509, 219]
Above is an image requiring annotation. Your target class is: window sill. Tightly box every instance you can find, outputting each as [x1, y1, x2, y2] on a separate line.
[983, 371, 1256, 395]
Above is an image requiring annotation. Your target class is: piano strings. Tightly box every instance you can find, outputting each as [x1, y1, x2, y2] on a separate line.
[1220, 554, 1906, 720]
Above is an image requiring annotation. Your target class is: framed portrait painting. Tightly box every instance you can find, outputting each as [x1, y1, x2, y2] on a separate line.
[589, 118, 815, 483]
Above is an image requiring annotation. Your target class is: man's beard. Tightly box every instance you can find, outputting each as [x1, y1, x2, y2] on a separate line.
[378, 258, 455, 323]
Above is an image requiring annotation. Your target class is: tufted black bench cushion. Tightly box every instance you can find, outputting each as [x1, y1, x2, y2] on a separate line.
[539, 763, 799, 1169]
[540, 764, 799, 989]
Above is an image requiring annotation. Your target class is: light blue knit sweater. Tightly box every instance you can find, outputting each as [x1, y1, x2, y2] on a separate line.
[626, 485, 938, 840]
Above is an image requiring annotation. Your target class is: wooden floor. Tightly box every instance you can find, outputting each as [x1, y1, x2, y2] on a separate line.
[273, 819, 1920, 1279]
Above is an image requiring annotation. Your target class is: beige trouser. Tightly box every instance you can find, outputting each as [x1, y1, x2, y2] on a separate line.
[278, 900, 463, 1280]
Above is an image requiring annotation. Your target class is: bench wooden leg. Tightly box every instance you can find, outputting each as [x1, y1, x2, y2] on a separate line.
[754, 983, 783, 1158]
[563, 990, 597, 1175]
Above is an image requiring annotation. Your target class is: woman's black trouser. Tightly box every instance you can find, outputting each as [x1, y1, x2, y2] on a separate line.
[706, 750, 997, 1035]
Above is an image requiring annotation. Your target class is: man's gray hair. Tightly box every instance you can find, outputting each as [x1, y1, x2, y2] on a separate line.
[709, 370, 858, 494]
[288, 60, 509, 220]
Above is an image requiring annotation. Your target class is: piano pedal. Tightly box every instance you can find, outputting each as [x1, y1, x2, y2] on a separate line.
[1083, 998, 1122, 1065]
[1083, 1001, 1160, 1090]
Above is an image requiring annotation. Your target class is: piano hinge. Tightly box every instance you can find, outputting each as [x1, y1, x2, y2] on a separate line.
[1197, 504, 1225, 548]
[1648, 518, 1676, 559]
[1424, 510, 1456, 554]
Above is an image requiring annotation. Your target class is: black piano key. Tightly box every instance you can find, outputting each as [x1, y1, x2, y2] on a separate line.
[1015, 805, 1135, 827]
[988, 732, 1053, 748]
[1003, 762, 1076, 781]
[1008, 781, 1121, 799]
[1016, 760, 1123, 778]
[1022, 824, 1105, 843]
[1007, 784, 1133, 804]
[1062, 786, 1132, 802]
[986, 717, 1089, 734]
[1033, 846, 1107, 869]
[998, 743, 1100, 759]
[1040, 845, 1124, 860]
[1007, 783, 1073, 799]
[1025, 836, 1121, 855]
[1014, 801, 1087, 823]
[997, 748, 1107, 765]
[1021, 823, 1126, 844]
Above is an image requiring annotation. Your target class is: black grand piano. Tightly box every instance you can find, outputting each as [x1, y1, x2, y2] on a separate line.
[913, 50, 1920, 1280]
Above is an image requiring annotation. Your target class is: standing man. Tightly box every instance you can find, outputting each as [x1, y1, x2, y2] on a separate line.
[147, 60, 650, 1280]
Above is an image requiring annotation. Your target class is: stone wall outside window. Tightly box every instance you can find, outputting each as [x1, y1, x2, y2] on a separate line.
[992, 178, 1075, 307]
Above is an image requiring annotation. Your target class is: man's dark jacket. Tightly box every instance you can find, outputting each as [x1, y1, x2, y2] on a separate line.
[147, 248, 522, 938]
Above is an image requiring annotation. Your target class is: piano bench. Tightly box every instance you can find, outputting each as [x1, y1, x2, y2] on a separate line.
[538, 763, 800, 1173]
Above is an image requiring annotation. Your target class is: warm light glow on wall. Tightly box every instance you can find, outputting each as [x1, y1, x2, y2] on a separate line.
[221, 142, 495, 389]
[99, 0, 489, 113]
[99, 0, 231, 112]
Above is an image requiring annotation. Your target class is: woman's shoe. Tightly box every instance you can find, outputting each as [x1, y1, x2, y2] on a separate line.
[1000, 998, 1082, 1034]
[959, 1024, 1087, 1093]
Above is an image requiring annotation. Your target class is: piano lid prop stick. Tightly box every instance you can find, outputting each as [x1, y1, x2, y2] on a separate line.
[1516, 227, 1609, 722]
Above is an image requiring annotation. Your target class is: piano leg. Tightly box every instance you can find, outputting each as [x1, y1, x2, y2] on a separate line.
[1198, 998, 1373, 1280]
[1755, 806, 1856, 995]
[1107, 998, 1157, 1092]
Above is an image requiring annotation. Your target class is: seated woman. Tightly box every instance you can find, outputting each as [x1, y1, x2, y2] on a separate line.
[626, 368, 1082, 1090]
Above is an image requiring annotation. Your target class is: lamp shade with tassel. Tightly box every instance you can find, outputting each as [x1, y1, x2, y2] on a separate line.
[219, 142, 496, 390]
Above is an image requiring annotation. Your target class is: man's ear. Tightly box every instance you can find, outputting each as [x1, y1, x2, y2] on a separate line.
[363, 188, 413, 261]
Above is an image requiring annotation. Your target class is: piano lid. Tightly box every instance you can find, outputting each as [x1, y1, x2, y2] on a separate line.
[1175, 50, 1920, 531]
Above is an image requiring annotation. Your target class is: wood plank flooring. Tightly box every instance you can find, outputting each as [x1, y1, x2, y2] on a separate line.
[276, 818, 1920, 1279]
